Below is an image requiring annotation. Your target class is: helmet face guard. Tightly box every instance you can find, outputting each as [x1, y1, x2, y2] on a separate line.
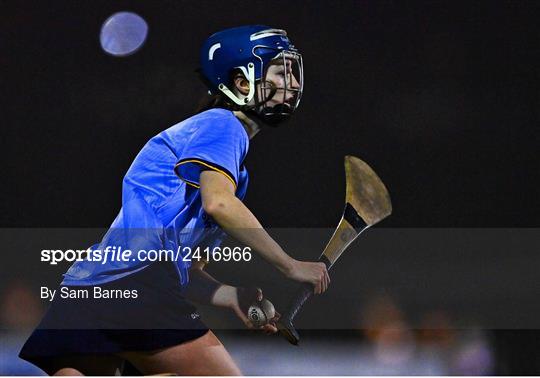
[200, 26, 304, 124]
[254, 48, 304, 125]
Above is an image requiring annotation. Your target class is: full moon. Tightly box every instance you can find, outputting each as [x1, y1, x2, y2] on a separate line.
[99, 11, 148, 57]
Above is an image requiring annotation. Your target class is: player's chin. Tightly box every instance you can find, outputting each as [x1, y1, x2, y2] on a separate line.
[259, 103, 295, 126]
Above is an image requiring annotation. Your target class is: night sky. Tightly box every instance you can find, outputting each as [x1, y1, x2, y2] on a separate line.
[2, 0, 539, 228]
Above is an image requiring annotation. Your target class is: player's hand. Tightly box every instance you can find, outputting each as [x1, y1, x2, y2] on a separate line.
[228, 287, 280, 333]
[287, 260, 330, 294]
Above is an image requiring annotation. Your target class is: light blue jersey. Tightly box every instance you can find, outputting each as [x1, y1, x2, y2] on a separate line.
[62, 109, 249, 286]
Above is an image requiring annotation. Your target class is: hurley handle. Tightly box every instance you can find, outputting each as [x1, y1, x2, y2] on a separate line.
[278, 256, 331, 345]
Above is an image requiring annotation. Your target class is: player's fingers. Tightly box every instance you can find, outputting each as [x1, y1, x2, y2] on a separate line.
[321, 272, 328, 293]
[326, 272, 331, 291]
[321, 268, 328, 292]
[313, 280, 321, 295]
[238, 286, 263, 312]
[324, 270, 330, 292]
[318, 262, 328, 293]
[255, 287, 263, 302]
[261, 323, 278, 334]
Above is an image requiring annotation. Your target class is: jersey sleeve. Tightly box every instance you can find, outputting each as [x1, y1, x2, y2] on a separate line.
[174, 116, 247, 190]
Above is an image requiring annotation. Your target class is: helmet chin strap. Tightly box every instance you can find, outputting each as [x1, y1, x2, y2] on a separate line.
[218, 69, 295, 127]
[251, 80, 295, 126]
[217, 63, 255, 106]
[255, 103, 293, 126]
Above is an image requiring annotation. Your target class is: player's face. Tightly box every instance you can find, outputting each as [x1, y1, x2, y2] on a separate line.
[260, 58, 301, 108]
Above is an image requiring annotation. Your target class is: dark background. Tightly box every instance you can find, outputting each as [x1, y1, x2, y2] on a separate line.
[2, 0, 539, 228]
[1, 0, 540, 374]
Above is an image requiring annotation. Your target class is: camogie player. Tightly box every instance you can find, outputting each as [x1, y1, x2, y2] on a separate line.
[20, 25, 329, 375]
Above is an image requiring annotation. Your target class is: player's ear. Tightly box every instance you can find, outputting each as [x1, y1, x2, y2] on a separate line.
[233, 73, 250, 95]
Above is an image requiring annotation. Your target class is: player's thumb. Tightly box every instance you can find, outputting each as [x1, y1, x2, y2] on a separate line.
[237, 287, 263, 312]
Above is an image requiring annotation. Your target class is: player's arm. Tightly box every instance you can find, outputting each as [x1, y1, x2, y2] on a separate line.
[199, 170, 330, 294]
[184, 260, 277, 331]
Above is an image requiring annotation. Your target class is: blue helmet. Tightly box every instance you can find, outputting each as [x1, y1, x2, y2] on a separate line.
[199, 25, 303, 121]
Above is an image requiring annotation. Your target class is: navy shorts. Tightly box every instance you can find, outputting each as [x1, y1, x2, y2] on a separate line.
[19, 262, 208, 373]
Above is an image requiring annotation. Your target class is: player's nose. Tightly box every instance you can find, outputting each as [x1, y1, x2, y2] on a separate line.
[285, 74, 300, 103]
[290, 73, 300, 89]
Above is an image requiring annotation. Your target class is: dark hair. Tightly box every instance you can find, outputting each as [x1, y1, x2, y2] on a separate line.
[194, 68, 244, 113]
[195, 92, 236, 113]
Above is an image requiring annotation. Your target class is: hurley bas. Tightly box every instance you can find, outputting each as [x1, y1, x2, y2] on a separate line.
[41, 286, 138, 301]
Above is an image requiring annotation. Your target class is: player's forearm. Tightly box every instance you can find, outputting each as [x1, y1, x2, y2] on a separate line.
[204, 194, 295, 276]
[183, 266, 236, 308]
